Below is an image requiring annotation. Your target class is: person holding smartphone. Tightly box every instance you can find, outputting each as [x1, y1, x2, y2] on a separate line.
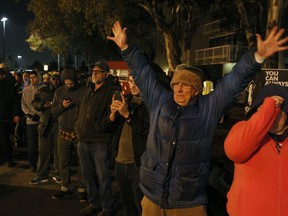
[109, 75, 149, 216]
[51, 69, 87, 202]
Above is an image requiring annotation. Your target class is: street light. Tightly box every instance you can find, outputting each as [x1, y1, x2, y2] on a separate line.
[1, 17, 8, 62]
[17, 55, 22, 68]
[44, 64, 48, 71]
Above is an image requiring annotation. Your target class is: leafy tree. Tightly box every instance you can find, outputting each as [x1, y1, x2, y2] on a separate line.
[27, 0, 285, 72]
[26, 0, 121, 66]
[27, 0, 211, 71]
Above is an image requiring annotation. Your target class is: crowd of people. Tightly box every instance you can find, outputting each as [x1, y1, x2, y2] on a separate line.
[0, 59, 168, 216]
[1, 21, 288, 216]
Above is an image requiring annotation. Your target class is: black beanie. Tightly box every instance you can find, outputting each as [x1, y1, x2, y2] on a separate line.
[61, 69, 77, 82]
[247, 84, 288, 117]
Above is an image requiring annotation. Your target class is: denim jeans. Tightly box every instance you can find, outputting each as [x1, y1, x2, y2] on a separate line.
[58, 135, 84, 191]
[115, 162, 143, 216]
[78, 142, 115, 210]
[36, 123, 60, 178]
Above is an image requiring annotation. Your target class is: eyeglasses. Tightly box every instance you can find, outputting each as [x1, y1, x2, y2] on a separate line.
[172, 82, 193, 90]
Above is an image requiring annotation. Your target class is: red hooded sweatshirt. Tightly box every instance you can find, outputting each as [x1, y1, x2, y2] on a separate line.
[224, 97, 288, 216]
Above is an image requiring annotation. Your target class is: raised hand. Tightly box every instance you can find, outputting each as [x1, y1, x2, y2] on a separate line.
[256, 26, 288, 58]
[106, 21, 129, 50]
[111, 100, 129, 118]
[271, 95, 284, 107]
[109, 93, 129, 121]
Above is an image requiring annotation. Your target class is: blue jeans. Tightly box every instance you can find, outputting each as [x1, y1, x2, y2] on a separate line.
[78, 142, 115, 210]
[115, 162, 143, 216]
[58, 135, 84, 191]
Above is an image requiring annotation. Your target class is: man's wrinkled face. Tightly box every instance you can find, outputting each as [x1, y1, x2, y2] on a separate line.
[172, 82, 199, 106]
[92, 66, 108, 84]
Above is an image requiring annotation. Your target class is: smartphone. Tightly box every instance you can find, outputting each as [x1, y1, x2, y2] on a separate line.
[114, 91, 122, 102]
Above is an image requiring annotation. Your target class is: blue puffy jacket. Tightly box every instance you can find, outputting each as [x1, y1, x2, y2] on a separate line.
[122, 45, 261, 208]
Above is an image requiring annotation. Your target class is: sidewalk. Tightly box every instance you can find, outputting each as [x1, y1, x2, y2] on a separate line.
[0, 159, 123, 216]
[0, 110, 242, 216]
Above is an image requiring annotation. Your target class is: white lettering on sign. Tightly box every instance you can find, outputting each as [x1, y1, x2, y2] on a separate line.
[265, 80, 288, 87]
[262, 69, 288, 88]
[265, 70, 279, 81]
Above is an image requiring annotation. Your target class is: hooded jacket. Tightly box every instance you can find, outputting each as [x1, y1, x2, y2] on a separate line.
[32, 83, 58, 136]
[121, 45, 261, 208]
[21, 84, 41, 125]
[75, 75, 118, 143]
[51, 69, 86, 132]
[224, 97, 288, 216]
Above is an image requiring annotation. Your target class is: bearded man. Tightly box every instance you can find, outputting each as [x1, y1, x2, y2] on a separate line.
[75, 62, 118, 216]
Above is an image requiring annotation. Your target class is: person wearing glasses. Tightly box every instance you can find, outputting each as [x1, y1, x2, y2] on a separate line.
[75, 61, 118, 216]
[107, 21, 288, 216]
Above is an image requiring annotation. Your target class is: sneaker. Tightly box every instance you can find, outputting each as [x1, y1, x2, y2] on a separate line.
[80, 205, 100, 216]
[29, 177, 49, 185]
[97, 210, 111, 216]
[52, 176, 61, 184]
[52, 190, 72, 199]
[78, 192, 87, 203]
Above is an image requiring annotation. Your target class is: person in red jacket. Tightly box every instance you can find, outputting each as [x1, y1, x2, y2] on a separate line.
[224, 83, 288, 216]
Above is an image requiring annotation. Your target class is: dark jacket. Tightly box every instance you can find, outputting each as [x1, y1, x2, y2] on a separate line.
[51, 83, 86, 132]
[75, 75, 118, 143]
[122, 45, 261, 208]
[0, 77, 17, 122]
[111, 94, 149, 167]
[32, 83, 57, 136]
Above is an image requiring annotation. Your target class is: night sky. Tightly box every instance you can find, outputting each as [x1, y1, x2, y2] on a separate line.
[0, 0, 55, 67]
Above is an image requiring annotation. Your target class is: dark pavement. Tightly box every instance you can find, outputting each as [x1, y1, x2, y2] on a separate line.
[0, 107, 245, 216]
